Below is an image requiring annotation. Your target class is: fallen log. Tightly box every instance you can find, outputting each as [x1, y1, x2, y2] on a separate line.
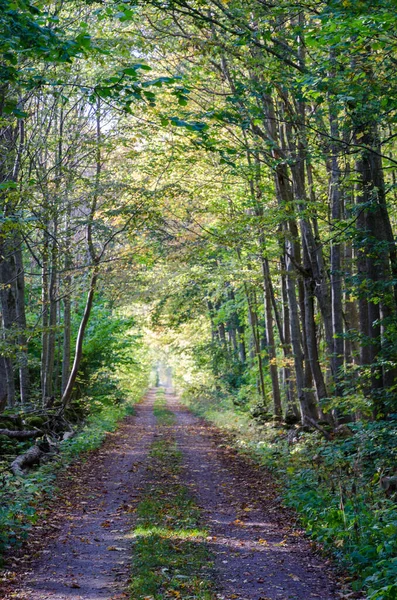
[1, 414, 23, 423]
[0, 428, 39, 440]
[11, 444, 44, 476]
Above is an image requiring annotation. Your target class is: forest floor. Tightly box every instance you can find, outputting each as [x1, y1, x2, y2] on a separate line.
[0, 388, 344, 600]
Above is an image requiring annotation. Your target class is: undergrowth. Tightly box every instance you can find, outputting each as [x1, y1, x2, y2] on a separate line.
[182, 385, 397, 600]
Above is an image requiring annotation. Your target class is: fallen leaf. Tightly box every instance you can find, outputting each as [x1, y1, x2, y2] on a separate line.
[258, 538, 269, 546]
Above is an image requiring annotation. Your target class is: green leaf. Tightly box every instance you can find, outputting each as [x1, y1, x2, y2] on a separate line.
[123, 64, 151, 77]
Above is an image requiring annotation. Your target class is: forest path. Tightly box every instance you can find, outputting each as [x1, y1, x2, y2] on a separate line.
[1, 388, 340, 600]
[1, 390, 158, 600]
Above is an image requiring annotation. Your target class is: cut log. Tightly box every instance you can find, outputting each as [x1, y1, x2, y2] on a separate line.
[0, 428, 39, 440]
[11, 444, 43, 476]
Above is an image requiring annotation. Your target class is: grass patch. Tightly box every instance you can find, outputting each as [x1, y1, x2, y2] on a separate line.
[130, 407, 215, 600]
[153, 388, 177, 426]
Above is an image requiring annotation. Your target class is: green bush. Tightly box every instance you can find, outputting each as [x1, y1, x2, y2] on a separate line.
[249, 421, 397, 599]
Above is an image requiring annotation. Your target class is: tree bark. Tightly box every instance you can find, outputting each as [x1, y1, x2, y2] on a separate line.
[245, 285, 267, 404]
[261, 257, 282, 419]
[41, 230, 49, 402]
[328, 102, 344, 388]
[285, 252, 317, 420]
[44, 221, 58, 398]
[61, 267, 99, 409]
[14, 240, 29, 404]
[0, 429, 39, 439]
[0, 356, 7, 411]
[60, 99, 102, 410]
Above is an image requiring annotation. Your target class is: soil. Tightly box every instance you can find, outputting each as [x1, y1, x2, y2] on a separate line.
[0, 389, 346, 600]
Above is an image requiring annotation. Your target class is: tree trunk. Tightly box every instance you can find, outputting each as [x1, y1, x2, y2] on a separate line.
[261, 257, 282, 420]
[245, 285, 267, 404]
[61, 267, 99, 410]
[303, 268, 328, 403]
[0, 247, 17, 407]
[62, 289, 71, 394]
[61, 98, 102, 410]
[0, 429, 39, 439]
[0, 356, 8, 411]
[355, 125, 396, 407]
[328, 103, 344, 389]
[280, 254, 298, 415]
[14, 241, 29, 404]
[41, 231, 49, 402]
[0, 116, 20, 407]
[285, 252, 317, 421]
[44, 221, 58, 398]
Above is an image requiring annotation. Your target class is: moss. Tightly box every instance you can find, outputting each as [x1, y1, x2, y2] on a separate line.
[23, 416, 46, 429]
[0, 420, 17, 431]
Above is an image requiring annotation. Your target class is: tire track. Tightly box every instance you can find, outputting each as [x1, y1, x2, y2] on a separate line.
[2, 391, 158, 600]
[167, 389, 339, 600]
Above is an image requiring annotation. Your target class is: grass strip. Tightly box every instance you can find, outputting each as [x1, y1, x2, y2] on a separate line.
[153, 388, 176, 426]
[130, 406, 215, 599]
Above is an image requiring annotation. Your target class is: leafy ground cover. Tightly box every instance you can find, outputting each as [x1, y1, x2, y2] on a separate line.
[182, 388, 397, 600]
[130, 389, 215, 599]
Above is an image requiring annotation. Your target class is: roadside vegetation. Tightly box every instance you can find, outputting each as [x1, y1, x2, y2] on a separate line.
[0, 309, 150, 562]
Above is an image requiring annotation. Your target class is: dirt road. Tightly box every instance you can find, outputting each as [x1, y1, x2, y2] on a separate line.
[0, 389, 340, 600]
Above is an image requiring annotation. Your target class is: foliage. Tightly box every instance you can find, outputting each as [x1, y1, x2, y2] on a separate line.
[2, 0, 397, 594]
